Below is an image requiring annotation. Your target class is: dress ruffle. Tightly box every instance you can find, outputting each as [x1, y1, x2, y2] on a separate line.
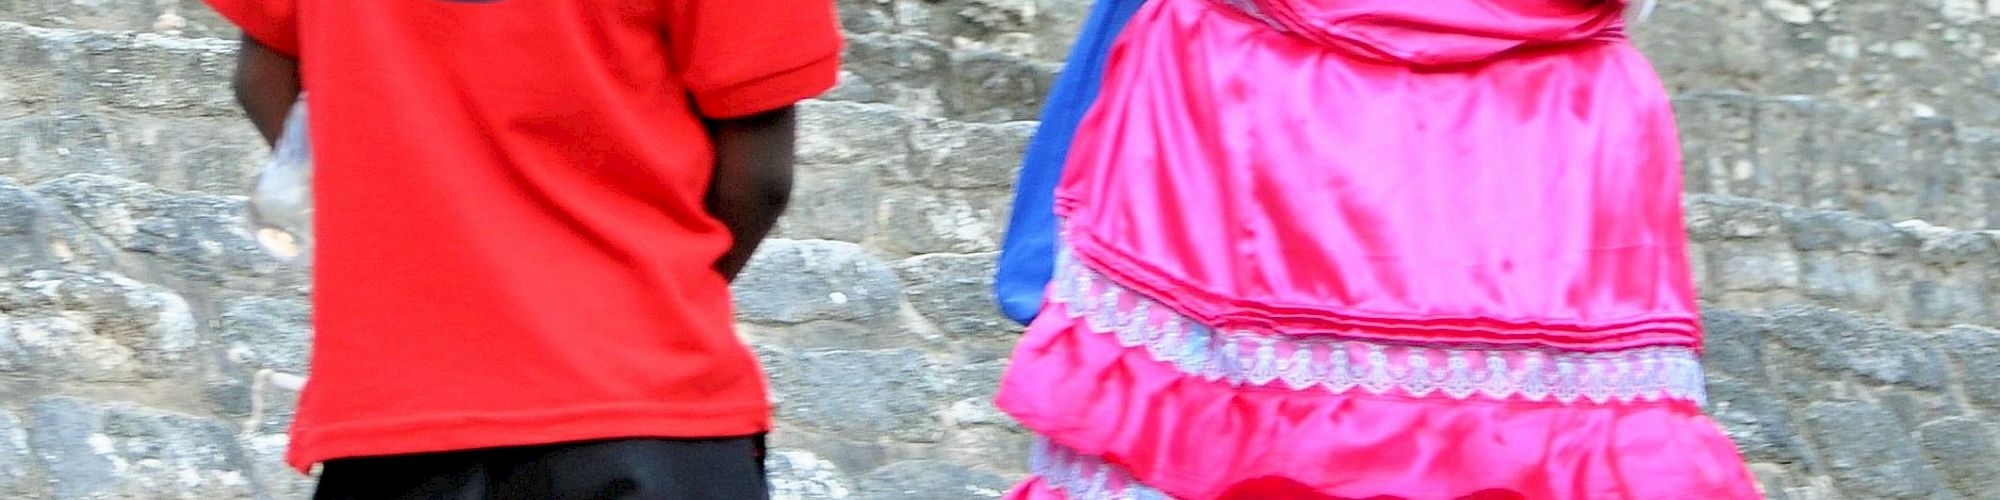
[995, 294, 1758, 499]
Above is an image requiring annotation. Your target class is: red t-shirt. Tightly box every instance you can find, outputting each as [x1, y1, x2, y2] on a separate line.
[204, 0, 841, 471]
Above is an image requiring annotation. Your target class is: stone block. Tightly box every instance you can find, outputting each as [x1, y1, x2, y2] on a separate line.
[1701, 309, 1768, 380]
[1782, 208, 1918, 256]
[1766, 307, 1949, 390]
[1917, 231, 2000, 267]
[0, 23, 238, 115]
[217, 295, 311, 374]
[1908, 277, 1996, 329]
[1711, 241, 1802, 292]
[907, 119, 1034, 190]
[0, 410, 39, 498]
[0, 112, 265, 193]
[857, 460, 1012, 500]
[0, 177, 118, 271]
[26, 397, 254, 500]
[32, 174, 297, 289]
[0, 0, 231, 37]
[1684, 194, 1787, 241]
[797, 100, 913, 184]
[841, 34, 952, 119]
[894, 253, 1016, 360]
[778, 161, 880, 243]
[237, 432, 310, 500]
[1916, 418, 2000, 499]
[941, 49, 1054, 123]
[1939, 326, 2000, 412]
[732, 239, 903, 326]
[878, 190, 1007, 255]
[760, 347, 946, 444]
[1707, 377, 1808, 464]
[0, 268, 198, 381]
[1801, 401, 1946, 499]
[769, 448, 857, 500]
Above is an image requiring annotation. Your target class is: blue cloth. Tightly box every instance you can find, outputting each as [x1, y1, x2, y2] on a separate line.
[995, 0, 1149, 325]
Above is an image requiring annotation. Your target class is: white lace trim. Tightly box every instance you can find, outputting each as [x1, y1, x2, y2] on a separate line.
[1030, 438, 1171, 500]
[1050, 246, 1708, 405]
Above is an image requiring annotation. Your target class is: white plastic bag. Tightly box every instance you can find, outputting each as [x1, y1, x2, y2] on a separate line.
[248, 96, 313, 265]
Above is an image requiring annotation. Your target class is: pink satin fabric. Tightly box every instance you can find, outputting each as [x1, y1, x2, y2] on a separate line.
[998, 0, 1760, 497]
[998, 304, 1758, 499]
[1055, 0, 1699, 351]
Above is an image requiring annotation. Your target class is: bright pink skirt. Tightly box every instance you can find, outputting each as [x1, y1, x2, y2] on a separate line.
[995, 0, 1761, 497]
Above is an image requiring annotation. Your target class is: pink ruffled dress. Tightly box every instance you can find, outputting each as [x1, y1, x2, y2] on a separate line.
[993, 0, 1762, 498]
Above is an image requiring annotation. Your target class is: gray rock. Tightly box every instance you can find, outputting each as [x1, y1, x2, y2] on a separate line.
[761, 347, 946, 443]
[0, 0, 232, 37]
[906, 119, 1034, 190]
[779, 161, 881, 243]
[1765, 306, 1949, 389]
[1707, 377, 1807, 464]
[857, 460, 1012, 500]
[1782, 208, 1919, 256]
[0, 410, 40, 498]
[941, 50, 1055, 123]
[0, 267, 198, 381]
[894, 253, 1015, 358]
[1939, 326, 2000, 412]
[1700, 309, 1767, 380]
[768, 448, 857, 500]
[0, 177, 117, 271]
[841, 34, 953, 119]
[0, 23, 238, 113]
[237, 431, 311, 500]
[1916, 418, 2000, 497]
[26, 396, 254, 499]
[217, 295, 311, 374]
[797, 101, 913, 185]
[1802, 401, 1946, 499]
[1908, 278, 1996, 328]
[0, 113, 266, 193]
[877, 191, 1007, 255]
[733, 239, 903, 325]
[32, 174, 297, 289]
[1709, 241, 1801, 292]
[1684, 195, 1787, 241]
[1916, 231, 2000, 267]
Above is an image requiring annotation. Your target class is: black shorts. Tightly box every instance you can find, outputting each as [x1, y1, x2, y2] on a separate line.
[312, 436, 768, 500]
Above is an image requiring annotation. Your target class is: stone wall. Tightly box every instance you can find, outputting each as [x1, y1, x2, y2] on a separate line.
[0, 0, 1993, 499]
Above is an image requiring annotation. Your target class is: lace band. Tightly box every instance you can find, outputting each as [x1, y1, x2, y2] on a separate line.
[1051, 245, 1709, 405]
[1030, 438, 1168, 500]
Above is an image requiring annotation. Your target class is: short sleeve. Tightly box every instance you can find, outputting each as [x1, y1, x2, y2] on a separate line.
[205, 0, 301, 57]
[664, 0, 844, 119]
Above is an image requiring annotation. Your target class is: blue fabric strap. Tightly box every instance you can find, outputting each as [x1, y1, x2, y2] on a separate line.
[994, 0, 1150, 325]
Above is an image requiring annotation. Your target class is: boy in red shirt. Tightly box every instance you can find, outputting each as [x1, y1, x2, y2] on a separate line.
[208, 0, 841, 497]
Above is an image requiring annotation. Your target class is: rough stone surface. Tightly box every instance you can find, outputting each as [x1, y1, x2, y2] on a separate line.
[856, 460, 1011, 500]
[1, 0, 1999, 498]
[216, 296, 310, 375]
[763, 347, 946, 444]
[26, 397, 254, 499]
[769, 449, 858, 500]
[0, 267, 198, 381]
[0, 410, 39, 498]
[33, 174, 295, 290]
[1916, 418, 2000, 496]
[894, 253, 1015, 360]
[1802, 402, 1946, 499]
[733, 239, 904, 326]
[1941, 326, 2000, 413]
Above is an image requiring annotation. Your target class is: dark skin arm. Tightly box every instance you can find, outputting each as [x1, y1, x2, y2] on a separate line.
[703, 107, 797, 281]
[232, 36, 301, 146]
